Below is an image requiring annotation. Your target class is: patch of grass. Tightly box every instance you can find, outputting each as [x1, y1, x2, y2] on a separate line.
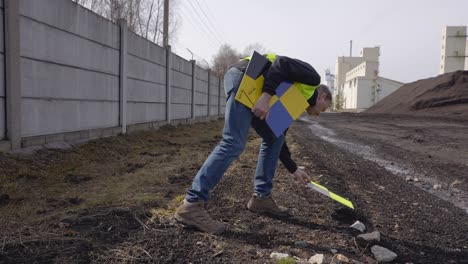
[174, 194, 185, 203]
[129, 193, 163, 205]
[276, 257, 297, 264]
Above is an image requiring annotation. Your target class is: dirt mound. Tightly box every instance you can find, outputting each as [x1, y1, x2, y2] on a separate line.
[366, 71, 468, 117]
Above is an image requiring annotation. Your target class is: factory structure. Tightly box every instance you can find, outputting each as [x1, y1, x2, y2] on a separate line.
[326, 26, 467, 111]
[333, 47, 403, 111]
[440, 26, 468, 74]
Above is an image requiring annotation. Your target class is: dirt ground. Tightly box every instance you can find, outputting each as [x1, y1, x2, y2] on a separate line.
[0, 114, 467, 264]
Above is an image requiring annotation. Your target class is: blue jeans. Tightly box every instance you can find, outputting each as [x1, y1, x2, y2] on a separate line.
[185, 68, 285, 202]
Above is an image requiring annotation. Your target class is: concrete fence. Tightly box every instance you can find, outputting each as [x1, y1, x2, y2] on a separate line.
[0, 0, 226, 152]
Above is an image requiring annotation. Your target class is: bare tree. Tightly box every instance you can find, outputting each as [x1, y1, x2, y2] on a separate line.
[212, 44, 241, 78]
[73, 0, 178, 46]
[241, 43, 268, 57]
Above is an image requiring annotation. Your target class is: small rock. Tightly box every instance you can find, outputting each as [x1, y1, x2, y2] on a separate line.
[270, 252, 289, 260]
[433, 184, 440, 190]
[405, 176, 412, 181]
[308, 254, 324, 264]
[294, 241, 310, 248]
[413, 177, 419, 182]
[330, 249, 338, 254]
[350, 221, 366, 232]
[371, 245, 397, 262]
[378, 186, 385, 190]
[336, 254, 349, 262]
[357, 231, 381, 242]
[196, 241, 203, 246]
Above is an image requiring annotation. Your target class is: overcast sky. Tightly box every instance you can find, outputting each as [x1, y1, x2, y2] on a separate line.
[172, 0, 467, 84]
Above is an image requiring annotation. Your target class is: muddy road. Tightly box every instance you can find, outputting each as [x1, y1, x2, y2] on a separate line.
[0, 114, 467, 263]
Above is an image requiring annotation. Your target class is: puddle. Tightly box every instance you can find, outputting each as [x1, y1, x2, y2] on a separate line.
[304, 119, 468, 214]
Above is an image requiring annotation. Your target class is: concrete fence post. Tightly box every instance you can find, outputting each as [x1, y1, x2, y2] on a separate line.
[118, 19, 128, 134]
[191, 60, 196, 119]
[165, 45, 172, 123]
[207, 69, 211, 116]
[4, 0, 21, 150]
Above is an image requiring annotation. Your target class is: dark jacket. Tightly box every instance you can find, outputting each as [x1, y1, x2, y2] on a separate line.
[279, 129, 297, 173]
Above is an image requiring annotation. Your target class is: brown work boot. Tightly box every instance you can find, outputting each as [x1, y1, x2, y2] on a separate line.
[174, 200, 226, 235]
[247, 194, 289, 216]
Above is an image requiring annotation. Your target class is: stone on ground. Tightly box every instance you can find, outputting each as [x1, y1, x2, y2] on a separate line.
[270, 252, 290, 259]
[308, 253, 324, 264]
[371, 245, 397, 262]
[350, 220, 366, 232]
[357, 231, 381, 242]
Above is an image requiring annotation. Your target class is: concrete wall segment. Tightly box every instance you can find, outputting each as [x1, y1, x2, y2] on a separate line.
[20, 0, 119, 49]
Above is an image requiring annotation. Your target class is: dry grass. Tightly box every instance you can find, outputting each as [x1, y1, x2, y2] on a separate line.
[0, 121, 224, 231]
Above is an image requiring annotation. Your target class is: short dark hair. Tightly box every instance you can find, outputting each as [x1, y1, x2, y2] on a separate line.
[307, 85, 332, 106]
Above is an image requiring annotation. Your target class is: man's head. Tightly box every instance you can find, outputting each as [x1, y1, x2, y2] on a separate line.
[306, 85, 332, 116]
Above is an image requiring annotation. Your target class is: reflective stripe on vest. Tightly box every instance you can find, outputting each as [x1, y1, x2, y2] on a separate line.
[243, 54, 318, 101]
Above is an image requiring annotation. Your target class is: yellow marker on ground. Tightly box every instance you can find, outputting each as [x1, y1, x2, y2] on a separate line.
[306, 181, 355, 209]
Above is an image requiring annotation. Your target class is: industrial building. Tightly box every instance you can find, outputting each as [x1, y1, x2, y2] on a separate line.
[334, 47, 404, 111]
[440, 26, 468, 74]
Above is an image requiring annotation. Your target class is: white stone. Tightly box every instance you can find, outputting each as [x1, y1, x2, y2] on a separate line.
[358, 231, 381, 242]
[308, 254, 324, 264]
[270, 252, 289, 260]
[330, 249, 338, 254]
[371, 245, 397, 262]
[350, 221, 366, 232]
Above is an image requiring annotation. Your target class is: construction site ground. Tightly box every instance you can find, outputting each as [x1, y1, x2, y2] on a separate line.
[0, 113, 467, 264]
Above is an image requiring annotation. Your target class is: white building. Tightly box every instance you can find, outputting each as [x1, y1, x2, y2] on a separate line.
[440, 26, 468, 74]
[335, 47, 404, 111]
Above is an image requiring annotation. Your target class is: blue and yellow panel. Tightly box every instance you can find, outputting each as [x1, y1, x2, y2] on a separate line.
[266, 82, 308, 137]
[279, 83, 309, 120]
[235, 51, 310, 138]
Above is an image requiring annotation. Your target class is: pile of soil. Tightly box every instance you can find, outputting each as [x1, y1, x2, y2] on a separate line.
[366, 70, 468, 117]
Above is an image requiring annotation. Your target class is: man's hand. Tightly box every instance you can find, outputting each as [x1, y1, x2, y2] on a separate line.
[252, 93, 272, 120]
[292, 168, 313, 185]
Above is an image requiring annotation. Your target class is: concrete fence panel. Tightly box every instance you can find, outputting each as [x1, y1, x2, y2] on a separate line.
[127, 31, 167, 125]
[194, 66, 209, 117]
[209, 73, 219, 116]
[0, 0, 225, 151]
[171, 53, 192, 120]
[19, 0, 120, 136]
